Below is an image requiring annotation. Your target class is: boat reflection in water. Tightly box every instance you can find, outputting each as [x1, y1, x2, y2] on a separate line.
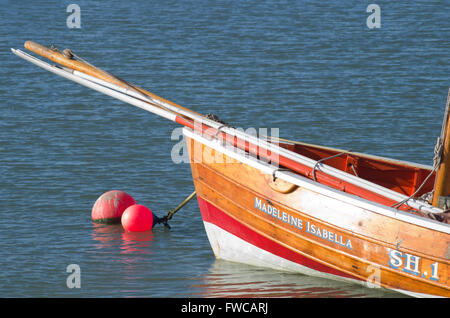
[192, 259, 405, 298]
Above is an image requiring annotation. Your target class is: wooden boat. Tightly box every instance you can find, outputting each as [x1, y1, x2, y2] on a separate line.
[12, 42, 450, 297]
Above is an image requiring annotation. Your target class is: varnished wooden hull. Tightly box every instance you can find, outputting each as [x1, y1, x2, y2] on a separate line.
[184, 128, 450, 298]
[12, 41, 450, 298]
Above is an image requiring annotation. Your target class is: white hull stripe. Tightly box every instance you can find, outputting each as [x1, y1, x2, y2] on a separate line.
[203, 221, 437, 297]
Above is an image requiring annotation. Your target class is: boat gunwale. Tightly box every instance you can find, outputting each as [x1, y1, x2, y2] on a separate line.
[274, 137, 434, 171]
[184, 127, 450, 234]
[194, 160, 448, 265]
[195, 179, 449, 294]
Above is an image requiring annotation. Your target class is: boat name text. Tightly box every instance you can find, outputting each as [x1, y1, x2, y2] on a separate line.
[254, 197, 352, 249]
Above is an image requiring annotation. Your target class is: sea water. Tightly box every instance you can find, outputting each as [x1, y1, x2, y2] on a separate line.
[0, 1, 448, 297]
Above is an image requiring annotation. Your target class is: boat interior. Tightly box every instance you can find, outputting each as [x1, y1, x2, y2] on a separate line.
[278, 140, 435, 199]
[277, 139, 450, 224]
[270, 138, 450, 224]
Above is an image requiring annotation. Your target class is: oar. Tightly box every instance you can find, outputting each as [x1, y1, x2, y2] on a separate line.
[12, 43, 442, 215]
[24, 41, 132, 90]
[24, 41, 204, 119]
[20, 42, 304, 167]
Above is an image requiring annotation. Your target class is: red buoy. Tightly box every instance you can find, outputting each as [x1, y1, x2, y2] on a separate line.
[91, 190, 136, 224]
[121, 204, 154, 232]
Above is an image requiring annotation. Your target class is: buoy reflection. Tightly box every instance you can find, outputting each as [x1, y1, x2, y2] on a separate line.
[91, 222, 154, 255]
[91, 223, 124, 247]
[120, 230, 154, 255]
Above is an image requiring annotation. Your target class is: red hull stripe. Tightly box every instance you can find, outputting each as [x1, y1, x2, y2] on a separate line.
[198, 196, 360, 281]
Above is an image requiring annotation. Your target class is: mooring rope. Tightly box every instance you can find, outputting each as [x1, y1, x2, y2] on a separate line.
[52, 45, 97, 68]
[155, 191, 197, 229]
[391, 165, 439, 209]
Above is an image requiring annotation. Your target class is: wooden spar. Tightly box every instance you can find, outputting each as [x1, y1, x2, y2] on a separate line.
[432, 88, 450, 208]
[12, 44, 443, 214]
[23, 41, 203, 118]
[23, 42, 183, 120]
[24, 41, 130, 89]
[12, 48, 182, 123]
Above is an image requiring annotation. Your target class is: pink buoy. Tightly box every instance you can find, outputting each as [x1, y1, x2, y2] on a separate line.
[121, 204, 154, 232]
[91, 190, 136, 224]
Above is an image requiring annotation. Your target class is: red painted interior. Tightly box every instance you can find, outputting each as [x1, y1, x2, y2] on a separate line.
[278, 142, 435, 199]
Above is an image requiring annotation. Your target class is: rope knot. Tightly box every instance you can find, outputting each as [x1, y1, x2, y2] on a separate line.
[62, 48, 75, 59]
[433, 136, 444, 169]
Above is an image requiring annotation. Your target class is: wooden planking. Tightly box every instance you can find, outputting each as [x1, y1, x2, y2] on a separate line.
[265, 174, 298, 194]
[194, 177, 449, 296]
[191, 139, 449, 259]
[187, 136, 450, 296]
[192, 158, 449, 286]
